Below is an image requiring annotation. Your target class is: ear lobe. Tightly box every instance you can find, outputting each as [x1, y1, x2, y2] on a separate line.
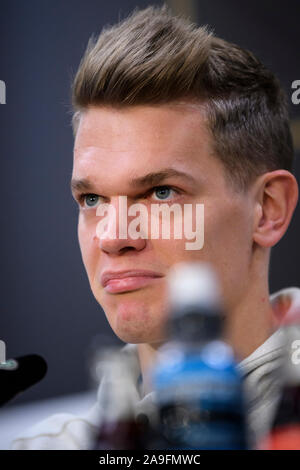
[252, 170, 299, 248]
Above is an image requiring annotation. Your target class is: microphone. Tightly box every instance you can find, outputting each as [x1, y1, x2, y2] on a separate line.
[0, 354, 48, 407]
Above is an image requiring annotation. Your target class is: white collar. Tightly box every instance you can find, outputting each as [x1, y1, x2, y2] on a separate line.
[238, 287, 300, 375]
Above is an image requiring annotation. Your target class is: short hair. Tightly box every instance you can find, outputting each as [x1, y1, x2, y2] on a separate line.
[71, 5, 294, 191]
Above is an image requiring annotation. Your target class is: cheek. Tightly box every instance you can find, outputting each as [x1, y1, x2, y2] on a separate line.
[78, 219, 99, 282]
[201, 201, 253, 297]
[205, 198, 251, 253]
[150, 238, 198, 267]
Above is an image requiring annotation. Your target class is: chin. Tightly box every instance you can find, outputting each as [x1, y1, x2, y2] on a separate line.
[96, 289, 169, 344]
[111, 323, 167, 345]
[110, 313, 168, 345]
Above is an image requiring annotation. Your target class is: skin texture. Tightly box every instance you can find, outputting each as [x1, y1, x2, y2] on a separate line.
[72, 103, 298, 391]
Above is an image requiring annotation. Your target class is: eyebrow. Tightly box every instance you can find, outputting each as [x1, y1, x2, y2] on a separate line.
[70, 178, 94, 195]
[70, 168, 197, 196]
[129, 169, 197, 187]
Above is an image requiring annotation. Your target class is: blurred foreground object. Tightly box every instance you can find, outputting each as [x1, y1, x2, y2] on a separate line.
[152, 262, 248, 449]
[91, 347, 150, 450]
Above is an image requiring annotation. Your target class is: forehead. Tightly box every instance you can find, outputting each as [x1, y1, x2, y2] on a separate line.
[72, 104, 223, 187]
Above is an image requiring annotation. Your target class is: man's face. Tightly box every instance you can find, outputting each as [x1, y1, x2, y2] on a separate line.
[72, 104, 255, 345]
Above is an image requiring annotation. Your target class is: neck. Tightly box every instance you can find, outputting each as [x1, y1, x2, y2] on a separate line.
[137, 342, 163, 396]
[223, 285, 277, 362]
[224, 249, 277, 361]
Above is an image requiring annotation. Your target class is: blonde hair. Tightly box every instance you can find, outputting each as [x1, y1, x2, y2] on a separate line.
[71, 5, 294, 191]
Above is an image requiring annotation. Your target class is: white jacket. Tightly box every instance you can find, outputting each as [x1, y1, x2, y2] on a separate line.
[10, 287, 300, 450]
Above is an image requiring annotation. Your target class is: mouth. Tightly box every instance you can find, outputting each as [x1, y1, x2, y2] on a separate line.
[100, 270, 164, 294]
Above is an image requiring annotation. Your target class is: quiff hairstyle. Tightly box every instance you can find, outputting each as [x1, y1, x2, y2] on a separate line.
[71, 5, 294, 191]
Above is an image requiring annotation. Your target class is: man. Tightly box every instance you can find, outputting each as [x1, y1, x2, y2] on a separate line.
[11, 5, 299, 449]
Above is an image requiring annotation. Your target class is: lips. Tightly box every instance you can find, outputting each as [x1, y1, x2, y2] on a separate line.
[101, 270, 164, 294]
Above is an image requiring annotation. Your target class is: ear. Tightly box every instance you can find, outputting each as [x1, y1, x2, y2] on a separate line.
[252, 170, 299, 248]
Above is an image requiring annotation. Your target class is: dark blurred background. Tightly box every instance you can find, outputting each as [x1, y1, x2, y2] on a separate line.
[0, 0, 299, 406]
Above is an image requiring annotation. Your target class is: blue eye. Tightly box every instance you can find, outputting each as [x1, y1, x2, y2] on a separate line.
[153, 187, 173, 200]
[84, 194, 100, 207]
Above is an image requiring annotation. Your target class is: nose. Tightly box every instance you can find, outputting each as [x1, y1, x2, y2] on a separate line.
[96, 233, 146, 255]
[94, 198, 147, 255]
